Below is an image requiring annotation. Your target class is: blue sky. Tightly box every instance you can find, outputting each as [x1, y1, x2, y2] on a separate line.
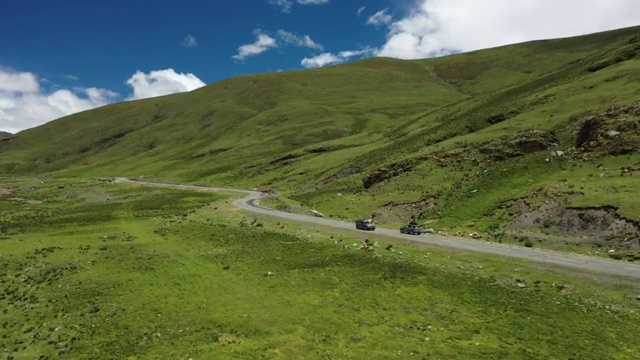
[0, 0, 392, 97]
[1, 0, 639, 133]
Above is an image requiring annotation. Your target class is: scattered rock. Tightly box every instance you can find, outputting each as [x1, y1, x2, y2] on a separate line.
[359, 243, 374, 252]
[605, 130, 621, 138]
[554, 283, 568, 291]
[264, 271, 274, 277]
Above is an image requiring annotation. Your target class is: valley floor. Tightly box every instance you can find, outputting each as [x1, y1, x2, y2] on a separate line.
[1, 177, 640, 359]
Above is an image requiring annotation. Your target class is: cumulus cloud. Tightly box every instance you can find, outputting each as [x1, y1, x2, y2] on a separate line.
[0, 67, 207, 133]
[268, 0, 329, 13]
[367, 9, 393, 26]
[301, 49, 373, 68]
[181, 34, 198, 48]
[125, 69, 206, 100]
[0, 67, 118, 133]
[0, 67, 40, 93]
[232, 31, 278, 60]
[377, 0, 640, 59]
[233, 29, 323, 61]
[277, 30, 323, 50]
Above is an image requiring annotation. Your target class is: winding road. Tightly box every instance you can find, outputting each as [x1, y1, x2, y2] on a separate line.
[114, 177, 640, 279]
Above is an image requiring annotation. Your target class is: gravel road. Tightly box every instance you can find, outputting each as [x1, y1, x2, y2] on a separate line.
[114, 177, 640, 279]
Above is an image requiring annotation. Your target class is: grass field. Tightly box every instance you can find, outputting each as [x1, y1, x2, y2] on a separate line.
[1, 178, 640, 359]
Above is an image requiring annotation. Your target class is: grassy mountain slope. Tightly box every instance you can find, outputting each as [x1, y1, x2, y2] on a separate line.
[2, 26, 640, 256]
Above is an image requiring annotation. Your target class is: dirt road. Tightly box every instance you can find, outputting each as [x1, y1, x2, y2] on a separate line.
[114, 177, 640, 279]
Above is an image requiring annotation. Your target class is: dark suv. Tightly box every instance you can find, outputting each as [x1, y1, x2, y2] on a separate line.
[400, 224, 422, 235]
[355, 219, 376, 231]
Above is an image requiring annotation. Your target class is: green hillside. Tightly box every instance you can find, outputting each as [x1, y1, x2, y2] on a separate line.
[2, 26, 640, 256]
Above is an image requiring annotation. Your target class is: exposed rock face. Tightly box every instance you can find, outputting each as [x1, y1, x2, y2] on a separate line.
[573, 103, 640, 157]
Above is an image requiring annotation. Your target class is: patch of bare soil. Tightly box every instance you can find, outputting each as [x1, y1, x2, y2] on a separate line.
[506, 199, 640, 250]
[0, 186, 12, 196]
[269, 153, 305, 166]
[362, 161, 413, 189]
[371, 197, 437, 223]
[319, 167, 360, 186]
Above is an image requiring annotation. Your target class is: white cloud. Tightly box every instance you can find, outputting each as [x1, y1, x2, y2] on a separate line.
[277, 30, 323, 50]
[367, 9, 393, 26]
[301, 48, 373, 68]
[377, 0, 640, 59]
[0, 67, 206, 133]
[64, 74, 79, 81]
[232, 31, 278, 60]
[0, 67, 118, 133]
[301, 53, 342, 68]
[0, 67, 40, 93]
[357, 6, 366, 17]
[125, 69, 206, 100]
[269, 0, 293, 13]
[268, 0, 329, 13]
[181, 34, 198, 48]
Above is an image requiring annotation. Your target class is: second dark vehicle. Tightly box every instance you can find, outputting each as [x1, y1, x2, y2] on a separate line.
[400, 223, 422, 235]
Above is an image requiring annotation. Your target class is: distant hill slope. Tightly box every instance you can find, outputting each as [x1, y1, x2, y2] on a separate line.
[0, 132, 12, 139]
[2, 26, 640, 255]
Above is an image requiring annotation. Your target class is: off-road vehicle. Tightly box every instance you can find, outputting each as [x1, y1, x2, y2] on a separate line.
[400, 223, 422, 235]
[355, 219, 376, 231]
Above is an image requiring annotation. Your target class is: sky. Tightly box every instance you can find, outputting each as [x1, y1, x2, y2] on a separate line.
[1, 0, 639, 134]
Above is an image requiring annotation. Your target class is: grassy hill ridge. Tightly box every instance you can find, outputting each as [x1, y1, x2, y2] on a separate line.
[2, 25, 640, 257]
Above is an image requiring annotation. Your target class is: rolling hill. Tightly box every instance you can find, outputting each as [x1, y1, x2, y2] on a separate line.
[2, 25, 640, 256]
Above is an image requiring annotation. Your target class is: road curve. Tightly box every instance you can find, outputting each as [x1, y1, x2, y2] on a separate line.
[114, 177, 640, 279]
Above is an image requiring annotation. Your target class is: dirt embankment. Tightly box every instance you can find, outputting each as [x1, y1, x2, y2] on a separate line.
[506, 199, 640, 251]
